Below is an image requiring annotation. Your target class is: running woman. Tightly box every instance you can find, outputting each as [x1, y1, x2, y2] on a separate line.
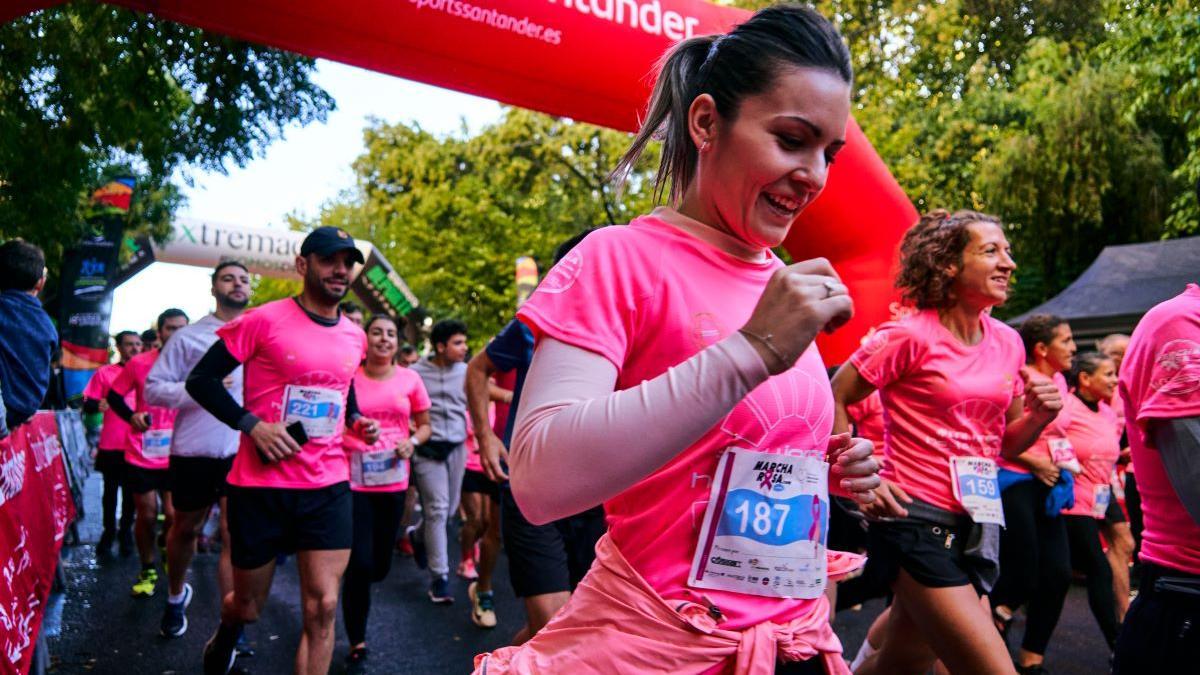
[989, 314, 1077, 673]
[145, 261, 251, 639]
[467, 232, 606, 646]
[107, 308, 190, 598]
[831, 209, 1063, 675]
[410, 319, 470, 604]
[1057, 352, 1123, 649]
[186, 226, 378, 675]
[342, 313, 430, 673]
[1111, 283, 1200, 673]
[459, 408, 502, 628]
[82, 329, 142, 555]
[475, 7, 880, 672]
[1097, 332, 1136, 618]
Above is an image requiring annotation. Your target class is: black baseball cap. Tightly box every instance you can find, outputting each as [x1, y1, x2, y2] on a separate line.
[300, 226, 365, 265]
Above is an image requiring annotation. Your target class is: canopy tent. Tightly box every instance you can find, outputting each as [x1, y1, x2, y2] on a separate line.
[1008, 236, 1200, 345]
[10, 0, 920, 363]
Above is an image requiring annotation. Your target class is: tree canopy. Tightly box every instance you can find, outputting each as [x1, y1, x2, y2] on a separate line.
[0, 2, 334, 271]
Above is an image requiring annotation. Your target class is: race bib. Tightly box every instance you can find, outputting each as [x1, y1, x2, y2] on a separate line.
[1093, 484, 1112, 519]
[142, 429, 172, 459]
[1048, 438, 1082, 474]
[350, 449, 408, 488]
[282, 385, 343, 439]
[688, 447, 829, 599]
[950, 456, 1004, 525]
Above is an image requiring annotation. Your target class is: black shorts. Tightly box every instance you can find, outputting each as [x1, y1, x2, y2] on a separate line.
[500, 483, 606, 598]
[1113, 563, 1200, 673]
[226, 482, 352, 570]
[123, 464, 171, 495]
[94, 448, 126, 476]
[1105, 497, 1127, 524]
[866, 517, 985, 594]
[169, 456, 234, 513]
[462, 469, 499, 502]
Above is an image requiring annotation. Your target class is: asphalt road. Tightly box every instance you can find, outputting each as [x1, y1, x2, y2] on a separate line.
[49, 472, 1114, 674]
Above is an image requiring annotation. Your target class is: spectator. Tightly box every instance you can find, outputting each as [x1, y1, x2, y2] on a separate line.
[0, 239, 58, 430]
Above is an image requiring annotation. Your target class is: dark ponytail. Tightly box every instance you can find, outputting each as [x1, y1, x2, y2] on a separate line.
[611, 4, 852, 205]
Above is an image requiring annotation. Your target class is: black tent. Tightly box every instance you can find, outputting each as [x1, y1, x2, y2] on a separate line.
[1009, 236, 1200, 345]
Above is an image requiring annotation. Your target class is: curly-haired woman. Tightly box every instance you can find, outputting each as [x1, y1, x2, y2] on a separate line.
[831, 209, 1064, 674]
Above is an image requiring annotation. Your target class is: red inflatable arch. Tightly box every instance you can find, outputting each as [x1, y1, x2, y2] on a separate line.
[9, 0, 916, 363]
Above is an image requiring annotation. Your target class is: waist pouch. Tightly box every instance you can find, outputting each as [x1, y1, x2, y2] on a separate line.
[416, 440, 458, 462]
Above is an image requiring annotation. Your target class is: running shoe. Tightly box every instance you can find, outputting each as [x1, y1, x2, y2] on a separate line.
[234, 627, 255, 658]
[428, 575, 453, 604]
[345, 646, 369, 674]
[203, 628, 238, 675]
[131, 568, 158, 597]
[457, 559, 479, 580]
[160, 583, 193, 638]
[468, 581, 497, 629]
[97, 529, 115, 555]
[395, 537, 414, 557]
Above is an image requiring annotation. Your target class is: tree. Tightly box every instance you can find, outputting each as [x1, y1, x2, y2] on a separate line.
[0, 2, 334, 272]
[301, 108, 660, 347]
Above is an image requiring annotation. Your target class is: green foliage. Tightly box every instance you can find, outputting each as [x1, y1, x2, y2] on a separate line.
[0, 1, 334, 273]
[300, 108, 660, 348]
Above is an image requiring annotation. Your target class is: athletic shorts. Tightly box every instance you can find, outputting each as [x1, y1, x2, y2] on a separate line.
[169, 455, 234, 513]
[94, 448, 126, 476]
[226, 482, 352, 570]
[1105, 497, 1127, 525]
[500, 483, 606, 598]
[866, 517, 986, 594]
[462, 468, 500, 502]
[123, 464, 170, 495]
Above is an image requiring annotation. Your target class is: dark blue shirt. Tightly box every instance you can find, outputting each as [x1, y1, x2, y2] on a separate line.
[485, 318, 534, 447]
[0, 290, 57, 428]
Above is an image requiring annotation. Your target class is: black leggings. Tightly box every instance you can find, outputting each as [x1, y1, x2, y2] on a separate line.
[342, 490, 406, 646]
[992, 479, 1071, 655]
[98, 459, 133, 534]
[1063, 515, 1120, 647]
[1124, 472, 1144, 561]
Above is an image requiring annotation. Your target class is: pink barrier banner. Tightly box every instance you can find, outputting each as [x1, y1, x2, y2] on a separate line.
[0, 413, 76, 675]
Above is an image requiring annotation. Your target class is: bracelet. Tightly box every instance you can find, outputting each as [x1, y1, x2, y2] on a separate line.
[738, 328, 791, 371]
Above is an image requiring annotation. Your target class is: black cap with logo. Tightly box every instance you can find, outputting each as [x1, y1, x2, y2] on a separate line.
[300, 226, 365, 265]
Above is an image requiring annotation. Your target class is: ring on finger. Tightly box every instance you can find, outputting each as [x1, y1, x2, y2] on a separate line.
[822, 279, 842, 299]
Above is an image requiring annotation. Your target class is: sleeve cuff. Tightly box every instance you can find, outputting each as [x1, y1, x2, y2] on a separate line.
[721, 331, 772, 389]
[237, 413, 261, 435]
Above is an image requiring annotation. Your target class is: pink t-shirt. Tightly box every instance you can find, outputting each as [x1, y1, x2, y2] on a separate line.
[517, 215, 833, 630]
[1062, 394, 1121, 518]
[997, 370, 1073, 474]
[850, 309, 1025, 513]
[110, 349, 178, 471]
[218, 299, 367, 489]
[82, 363, 134, 452]
[1119, 283, 1200, 574]
[343, 366, 430, 493]
[492, 369, 517, 439]
[464, 412, 484, 473]
[847, 390, 885, 450]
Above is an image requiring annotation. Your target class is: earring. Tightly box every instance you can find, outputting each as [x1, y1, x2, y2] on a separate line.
[700, 139, 711, 153]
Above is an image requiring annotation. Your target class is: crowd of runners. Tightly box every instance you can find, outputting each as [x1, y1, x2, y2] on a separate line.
[2, 3, 1198, 674]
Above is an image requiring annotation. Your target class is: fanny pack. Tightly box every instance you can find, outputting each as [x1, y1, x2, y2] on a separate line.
[416, 440, 458, 462]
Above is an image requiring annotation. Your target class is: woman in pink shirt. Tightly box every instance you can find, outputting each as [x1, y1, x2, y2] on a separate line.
[831, 209, 1064, 675]
[341, 314, 431, 672]
[474, 6, 880, 674]
[1058, 352, 1122, 649]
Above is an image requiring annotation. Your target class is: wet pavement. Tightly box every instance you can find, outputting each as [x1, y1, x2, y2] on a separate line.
[49, 472, 1113, 674]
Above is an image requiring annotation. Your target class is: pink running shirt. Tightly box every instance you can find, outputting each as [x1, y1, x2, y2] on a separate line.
[218, 299, 367, 489]
[110, 349, 178, 471]
[997, 370, 1072, 474]
[849, 310, 1025, 513]
[83, 363, 134, 452]
[343, 366, 430, 493]
[1119, 284, 1200, 574]
[517, 215, 834, 630]
[1062, 395, 1121, 518]
[492, 369, 517, 439]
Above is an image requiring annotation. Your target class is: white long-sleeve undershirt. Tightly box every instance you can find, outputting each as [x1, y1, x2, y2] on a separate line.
[509, 332, 771, 525]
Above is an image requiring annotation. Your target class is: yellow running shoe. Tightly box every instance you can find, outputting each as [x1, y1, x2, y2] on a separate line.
[131, 568, 158, 598]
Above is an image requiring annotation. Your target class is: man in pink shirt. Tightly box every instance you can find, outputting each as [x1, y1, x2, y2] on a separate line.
[1112, 283, 1200, 673]
[81, 329, 142, 555]
[186, 227, 378, 675]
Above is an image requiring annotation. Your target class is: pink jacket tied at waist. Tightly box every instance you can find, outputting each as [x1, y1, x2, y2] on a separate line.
[474, 534, 860, 675]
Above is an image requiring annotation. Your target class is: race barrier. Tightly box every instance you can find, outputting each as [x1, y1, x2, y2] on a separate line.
[0, 412, 82, 675]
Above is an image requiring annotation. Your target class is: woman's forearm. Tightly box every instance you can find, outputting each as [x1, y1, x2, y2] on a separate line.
[510, 333, 770, 524]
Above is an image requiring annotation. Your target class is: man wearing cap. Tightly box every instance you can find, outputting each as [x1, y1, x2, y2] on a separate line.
[185, 227, 380, 675]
